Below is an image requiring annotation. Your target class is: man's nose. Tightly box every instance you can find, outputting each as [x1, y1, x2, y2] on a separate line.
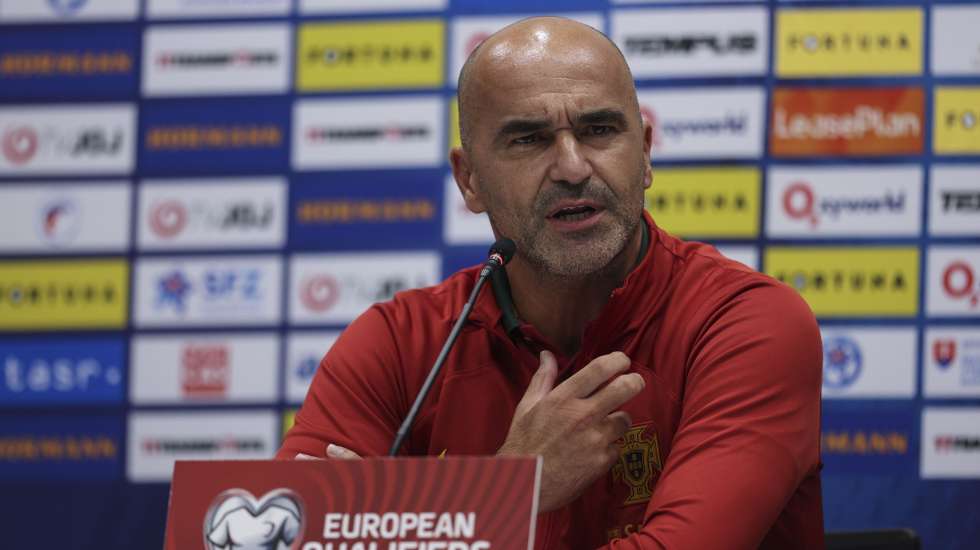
[548, 132, 592, 185]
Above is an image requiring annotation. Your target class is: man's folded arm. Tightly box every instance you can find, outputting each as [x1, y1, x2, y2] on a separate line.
[602, 283, 823, 549]
[276, 305, 407, 460]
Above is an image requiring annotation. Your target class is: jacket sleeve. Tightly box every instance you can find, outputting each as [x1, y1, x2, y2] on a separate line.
[275, 304, 408, 460]
[601, 282, 823, 549]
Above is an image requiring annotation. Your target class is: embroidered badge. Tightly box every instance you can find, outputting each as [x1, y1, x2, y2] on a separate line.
[612, 424, 662, 505]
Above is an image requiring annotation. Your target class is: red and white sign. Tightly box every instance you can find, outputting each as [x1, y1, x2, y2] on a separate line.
[138, 177, 286, 250]
[766, 166, 921, 237]
[0, 104, 136, 175]
[927, 247, 980, 317]
[130, 333, 279, 404]
[770, 87, 924, 157]
[921, 407, 980, 478]
[289, 252, 441, 325]
[449, 13, 603, 83]
[0, 182, 130, 253]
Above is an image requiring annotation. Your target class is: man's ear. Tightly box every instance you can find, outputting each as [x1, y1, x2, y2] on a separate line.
[450, 147, 488, 213]
[641, 119, 653, 190]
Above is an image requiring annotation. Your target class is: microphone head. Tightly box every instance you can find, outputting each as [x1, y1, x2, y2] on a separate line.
[489, 238, 516, 266]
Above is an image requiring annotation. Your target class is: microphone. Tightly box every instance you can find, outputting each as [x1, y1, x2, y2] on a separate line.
[389, 238, 516, 456]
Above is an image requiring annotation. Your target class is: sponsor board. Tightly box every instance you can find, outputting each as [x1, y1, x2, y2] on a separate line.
[450, 13, 603, 83]
[0, 338, 124, 406]
[921, 407, 980, 479]
[927, 247, 980, 317]
[449, 96, 461, 150]
[444, 174, 493, 245]
[127, 410, 278, 482]
[289, 252, 441, 325]
[931, 7, 980, 76]
[292, 96, 443, 170]
[286, 331, 340, 403]
[766, 166, 922, 237]
[637, 87, 764, 160]
[924, 327, 980, 398]
[0, 182, 130, 253]
[821, 405, 916, 475]
[291, 172, 440, 250]
[612, 7, 767, 78]
[930, 165, 980, 236]
[765, 247, 919, 317]
[770, 87, 924, 157]
[645, 167, 760, 238]
[0, 26, 138, 98]
[140, 98, 289, 173]
[819, 327, 917, 399]
[0, 103, 136, 175]
[138, 177, 286, 250]
[0, 259, 128, 330]
[134, 255, 282, 327]
[0, 415, 122, 480]
[296, 19, 444, 91]
[714, 245, 758, 270]
[933, 87, 980, 154]
[776, 8, 922, 77]
[300, 0, 446, 14]
[0, 0, 138, 23]
[147, 0, 290, 19]
[142, 24, 290, 96]
[130, 333, 278, 404]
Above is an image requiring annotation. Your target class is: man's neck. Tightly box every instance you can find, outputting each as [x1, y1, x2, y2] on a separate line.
[506, 222, 647, 358]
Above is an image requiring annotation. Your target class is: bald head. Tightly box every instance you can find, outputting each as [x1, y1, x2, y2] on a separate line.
[457, 17, 638, 151]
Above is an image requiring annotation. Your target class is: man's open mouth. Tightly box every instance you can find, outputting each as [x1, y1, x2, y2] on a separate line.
[549, 204, 598, 222]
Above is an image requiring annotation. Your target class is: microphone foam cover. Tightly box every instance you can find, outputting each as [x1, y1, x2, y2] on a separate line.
[490, 238, 517, 265]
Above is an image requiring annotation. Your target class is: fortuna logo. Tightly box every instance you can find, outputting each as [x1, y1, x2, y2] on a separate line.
[203, 489, 304, 550]
[625, 33, 756, 56]
[782, 181, 906, 227]
[305, 125, 429, 143]
[773, 269, 908, 293]
[648, 190, 749, 213]
[933, 339, 956, 369]
[785, 32, 911, 53]
[155, 51, 278, 68]
[772, 105, 920, 141]
[612, 424, 662, 505]
[2, 127, 38, 165]
[942, 261, 980, 308]
[823, 336, 863, 389]
[944, 109, 979, 130]
[300, 275, 339, 312]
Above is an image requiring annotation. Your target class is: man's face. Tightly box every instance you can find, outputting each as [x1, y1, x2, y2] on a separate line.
[457, 41, 652, 278]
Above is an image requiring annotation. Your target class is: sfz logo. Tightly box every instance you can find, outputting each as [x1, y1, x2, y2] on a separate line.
[204, 488, 304, 550]
[943, 261, 980, 308]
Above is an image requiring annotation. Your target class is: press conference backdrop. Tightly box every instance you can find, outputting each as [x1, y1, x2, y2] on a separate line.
[0, 0, 978, 547]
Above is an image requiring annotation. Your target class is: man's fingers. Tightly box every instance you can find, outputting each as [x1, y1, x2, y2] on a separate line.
[517, 350, 558, 412]
[587, 372, 645, 416]
[602, 410, 633, 442]
[295, 453, 322, 460]
[555, 352, 631, 400]
[326, 444, 362, 460]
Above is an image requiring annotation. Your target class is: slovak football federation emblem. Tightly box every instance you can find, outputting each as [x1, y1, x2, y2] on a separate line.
[612, 424, 662, 505]
[203, 488, 304, 550]
[933, 339, 956, 369]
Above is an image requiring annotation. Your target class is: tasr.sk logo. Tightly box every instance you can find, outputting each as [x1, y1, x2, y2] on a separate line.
[3, 354, 121, 394]
[782, 181, 906, 228]
[942, 260, 980, 308]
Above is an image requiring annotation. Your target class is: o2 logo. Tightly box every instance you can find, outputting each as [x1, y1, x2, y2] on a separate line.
[942, 261, 979, 309]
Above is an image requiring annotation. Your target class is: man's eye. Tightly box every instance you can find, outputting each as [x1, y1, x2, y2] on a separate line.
[588, 125, 614, 136]
[512, 134, 538, 145]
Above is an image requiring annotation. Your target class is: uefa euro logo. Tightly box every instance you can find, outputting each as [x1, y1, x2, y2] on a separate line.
[204, 488, 305, 550]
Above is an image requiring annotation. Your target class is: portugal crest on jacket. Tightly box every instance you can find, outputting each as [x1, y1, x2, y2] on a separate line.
[612, 424, 662, 505]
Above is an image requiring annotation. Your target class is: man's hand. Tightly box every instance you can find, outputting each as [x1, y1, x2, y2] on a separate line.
[295, 444, 361, 460]
[498, 350, 643, 513]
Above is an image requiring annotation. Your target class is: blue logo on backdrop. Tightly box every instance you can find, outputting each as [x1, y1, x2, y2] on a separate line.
[821, 405, 917, 476]
[0, 339, 124, 406]
[290, 171, 442, 251]
[823, 336, 862, 389]
[0, 415, 122, 480]
[295, 355, 318, 383]
[157, 270, 191, 313]
[155, 267, 263, 314]
[49, 0, 88, 15]
[140, 98, 289, 175]
[0, 26, 138, 99]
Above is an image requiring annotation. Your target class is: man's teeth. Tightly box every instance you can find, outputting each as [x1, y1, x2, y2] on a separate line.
[557, 210, 592, 222]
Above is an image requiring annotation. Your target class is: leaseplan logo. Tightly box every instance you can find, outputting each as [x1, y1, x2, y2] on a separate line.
[770, 87, 924, 157]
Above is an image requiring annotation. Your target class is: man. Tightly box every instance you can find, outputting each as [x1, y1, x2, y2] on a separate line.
[278, 17, 824, 549]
